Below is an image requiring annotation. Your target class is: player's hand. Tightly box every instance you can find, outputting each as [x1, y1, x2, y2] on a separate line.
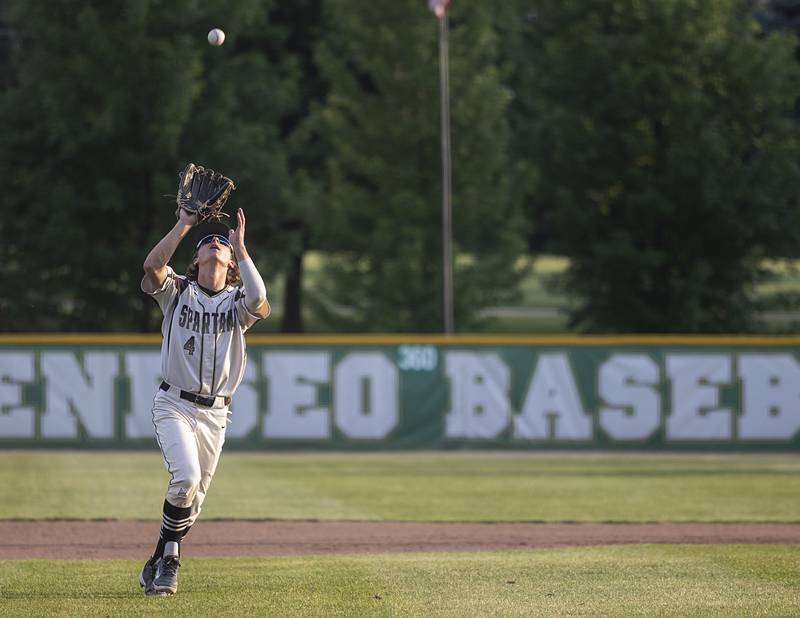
[175, 207, 197, 227]
[229, 208, 247, 256]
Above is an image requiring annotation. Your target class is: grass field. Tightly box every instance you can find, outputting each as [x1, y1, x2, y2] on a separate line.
[1, 451, 798, 521]
[1, 451, 798, 616]
[2, 545, 799, 617]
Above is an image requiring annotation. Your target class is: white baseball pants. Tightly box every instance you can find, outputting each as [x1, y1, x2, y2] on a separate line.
[151, 388, 229, 518]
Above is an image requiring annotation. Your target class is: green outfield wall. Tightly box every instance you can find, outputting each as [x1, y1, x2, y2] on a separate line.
[0, 335, 799, 449]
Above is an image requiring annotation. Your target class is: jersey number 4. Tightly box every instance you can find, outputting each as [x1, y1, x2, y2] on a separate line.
[183, 336, 196, 356]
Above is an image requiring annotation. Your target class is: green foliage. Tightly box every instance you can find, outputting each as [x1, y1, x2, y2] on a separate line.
[5, 1, 800, 334]
[2, 546, 800, 616]
[0, 0, 296, 332]
[509, 0, 800, 333]
[2, 451, 798, 521]
[306, 2, 525, 332]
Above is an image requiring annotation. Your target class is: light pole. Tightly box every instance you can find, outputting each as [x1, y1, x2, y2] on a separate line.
[429, 0, 453, 334]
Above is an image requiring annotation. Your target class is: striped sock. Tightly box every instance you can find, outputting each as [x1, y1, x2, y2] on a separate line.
[153, 500, 192, 558]
[153, 526, 194, 559]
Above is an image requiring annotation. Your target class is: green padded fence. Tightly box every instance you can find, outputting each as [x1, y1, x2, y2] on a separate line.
[0, 335, 798, 449]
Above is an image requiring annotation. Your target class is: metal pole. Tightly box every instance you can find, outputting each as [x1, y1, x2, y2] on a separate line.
[439, 13, 454, 334]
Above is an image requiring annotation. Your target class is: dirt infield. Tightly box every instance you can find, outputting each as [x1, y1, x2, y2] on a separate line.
[1, 521, 798, 560]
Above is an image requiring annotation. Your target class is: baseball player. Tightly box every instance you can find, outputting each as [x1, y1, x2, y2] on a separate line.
[138, 206, 270, 596]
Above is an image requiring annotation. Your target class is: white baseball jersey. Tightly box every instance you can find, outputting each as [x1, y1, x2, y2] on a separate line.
[142, 266, 260, 397]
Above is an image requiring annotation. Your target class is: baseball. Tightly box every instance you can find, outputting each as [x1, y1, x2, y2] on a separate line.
[207, 28, 225, 46]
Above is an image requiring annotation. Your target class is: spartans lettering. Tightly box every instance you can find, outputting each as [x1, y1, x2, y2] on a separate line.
[178, 305, 236, 334]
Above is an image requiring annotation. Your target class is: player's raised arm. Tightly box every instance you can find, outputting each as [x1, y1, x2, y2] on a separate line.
[142, 208, 196, 293]
[228, 208, 271, 319]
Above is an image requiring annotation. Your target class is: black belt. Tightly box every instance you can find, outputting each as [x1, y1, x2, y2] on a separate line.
[160, 381, 231, 407]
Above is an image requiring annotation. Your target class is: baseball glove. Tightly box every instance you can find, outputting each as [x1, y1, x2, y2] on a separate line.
[176, 163, 235, 222]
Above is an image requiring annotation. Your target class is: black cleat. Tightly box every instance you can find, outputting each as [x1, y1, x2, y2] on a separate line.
[139, 556, 168, 597]
[153, 555, 181, 595]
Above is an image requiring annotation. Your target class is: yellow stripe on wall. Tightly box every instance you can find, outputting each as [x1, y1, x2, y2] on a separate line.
[0, 334, 160, 345]
[1, 333, 800, 347]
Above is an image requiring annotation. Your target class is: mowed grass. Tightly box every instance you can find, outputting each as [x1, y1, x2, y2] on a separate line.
[2, 453, 798, 616]
[0, 451, 798, 522]
[1, 545, 798, 617]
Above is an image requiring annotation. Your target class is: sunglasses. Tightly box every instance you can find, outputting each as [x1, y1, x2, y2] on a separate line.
[196, 234, 231, 250]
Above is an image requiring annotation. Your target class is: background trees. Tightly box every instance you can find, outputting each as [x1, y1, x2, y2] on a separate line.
[2, 0, 800, 334]
[507, 0, 800, 332]
[0, 0, 296, 332]
[304, 1, 523, 332]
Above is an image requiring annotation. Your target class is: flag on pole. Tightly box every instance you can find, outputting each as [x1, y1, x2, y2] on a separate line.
[428, 0, 451, 18]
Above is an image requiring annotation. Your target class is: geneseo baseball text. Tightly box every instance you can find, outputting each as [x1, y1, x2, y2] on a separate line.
[0, 344, 798, 447]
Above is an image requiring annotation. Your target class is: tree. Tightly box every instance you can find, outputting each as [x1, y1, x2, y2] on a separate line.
[495, 0, 549, 253]
[0, 0, 297, 332]
[511, 0, 800, 333]
[267, 0, 326, 333]
[307, 1, 525, 332]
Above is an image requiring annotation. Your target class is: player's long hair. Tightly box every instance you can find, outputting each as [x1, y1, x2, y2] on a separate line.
[185, 251, 242, 287]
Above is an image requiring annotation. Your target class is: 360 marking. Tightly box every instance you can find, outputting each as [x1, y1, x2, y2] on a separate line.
[397, 345, 438, 371]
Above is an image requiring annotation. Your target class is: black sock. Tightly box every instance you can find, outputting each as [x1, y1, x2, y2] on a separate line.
[152, 536, 166, 560]
[153, 500, 192, 559]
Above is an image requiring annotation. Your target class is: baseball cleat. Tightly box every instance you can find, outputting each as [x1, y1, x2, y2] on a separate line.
[153, 555, 181, 595]
[139, 556, 168, 597]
